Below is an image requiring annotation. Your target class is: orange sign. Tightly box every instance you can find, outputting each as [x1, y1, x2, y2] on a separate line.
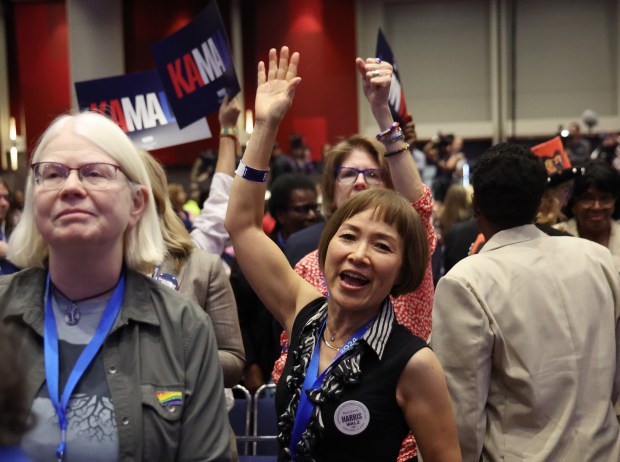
[531, 136, 571, 176]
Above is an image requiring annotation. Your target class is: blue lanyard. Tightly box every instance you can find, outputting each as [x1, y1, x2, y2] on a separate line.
[277, 232, 286, 249]
[290, 317, 373, 458]
[44, 272, 125, 462]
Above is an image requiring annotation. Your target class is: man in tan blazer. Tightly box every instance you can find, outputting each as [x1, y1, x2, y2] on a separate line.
[432, 143, 620, 461]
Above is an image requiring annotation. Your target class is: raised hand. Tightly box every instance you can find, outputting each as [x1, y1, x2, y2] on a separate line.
[355, 57, 393, 111]
[219, 94, 241, 128]
[255, 47, 302, 127]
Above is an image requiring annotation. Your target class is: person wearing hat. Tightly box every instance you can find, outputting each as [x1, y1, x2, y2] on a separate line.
[531, 136, 583, 229]
[555, 160, 620, 272]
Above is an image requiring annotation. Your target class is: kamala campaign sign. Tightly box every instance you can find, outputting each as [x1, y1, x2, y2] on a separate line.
[375, 29, 411, 124]
[151, 0, 240, 129]
[75, 70, 211, 151]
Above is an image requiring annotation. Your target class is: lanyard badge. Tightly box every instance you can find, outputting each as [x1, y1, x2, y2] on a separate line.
[289, 317, 374, 458]
[44, 273, 126, 461]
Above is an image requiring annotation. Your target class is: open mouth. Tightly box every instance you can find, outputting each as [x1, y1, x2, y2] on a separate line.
[339, 270, 370, 287]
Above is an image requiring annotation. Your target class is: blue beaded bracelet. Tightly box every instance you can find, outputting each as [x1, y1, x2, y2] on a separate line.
[376, 122, 400, 141]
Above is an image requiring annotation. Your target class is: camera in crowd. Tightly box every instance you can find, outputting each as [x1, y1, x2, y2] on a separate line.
[432, 132, 455, 153]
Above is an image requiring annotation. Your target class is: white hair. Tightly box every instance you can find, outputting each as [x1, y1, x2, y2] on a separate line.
[8, 111, 165, 272]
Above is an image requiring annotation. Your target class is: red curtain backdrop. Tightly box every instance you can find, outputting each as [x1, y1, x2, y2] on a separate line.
[13, 0, 70, 156]
[8, 0, 359, 166]
[242, 0, 359, 162]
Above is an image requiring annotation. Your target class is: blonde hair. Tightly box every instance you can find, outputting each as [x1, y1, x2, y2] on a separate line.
[438, 184, 472, 237]
[8, 112, 165, 272]
[537, 188, 566, 225]
[168, 183, 186, 209]
[139, 150, 194, 271]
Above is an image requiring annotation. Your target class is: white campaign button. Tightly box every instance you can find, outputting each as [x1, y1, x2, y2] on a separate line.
[333, 400, 370, 435]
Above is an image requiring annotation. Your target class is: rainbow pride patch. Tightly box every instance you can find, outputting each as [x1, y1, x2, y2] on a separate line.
[156, 391, 183, 407]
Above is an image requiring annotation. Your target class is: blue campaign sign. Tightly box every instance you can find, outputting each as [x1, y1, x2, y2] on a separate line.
[375, 29, 411, 124]
[75, 70, 211, 151]
[151, 0, 240, 129]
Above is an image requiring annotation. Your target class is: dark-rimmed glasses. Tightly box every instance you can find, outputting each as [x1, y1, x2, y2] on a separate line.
[32, 162, 123, 191]
[335, 167, 384, 186]
[577, 193, 616, 208]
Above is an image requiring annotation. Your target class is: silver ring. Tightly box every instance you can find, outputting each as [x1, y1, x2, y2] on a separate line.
[376, 57, 382, 64]
[371, 70, 382, 78]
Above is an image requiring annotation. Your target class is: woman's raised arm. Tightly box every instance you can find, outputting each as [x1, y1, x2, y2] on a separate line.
[356, 57, 425, 203]
[225, 47, 319, 335]
[191, 95, 240, 254]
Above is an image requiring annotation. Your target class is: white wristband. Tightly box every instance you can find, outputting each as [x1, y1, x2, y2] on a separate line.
[235, 160, 269, 183]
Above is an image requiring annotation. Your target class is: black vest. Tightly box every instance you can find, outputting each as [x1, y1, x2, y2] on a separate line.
[275, 299, 428, 462]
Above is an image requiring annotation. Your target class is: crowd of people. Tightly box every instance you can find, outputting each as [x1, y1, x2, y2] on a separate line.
[1, 45, 620, 462]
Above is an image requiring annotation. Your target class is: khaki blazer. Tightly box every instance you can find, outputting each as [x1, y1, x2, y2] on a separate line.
[432, 225, 620, 461]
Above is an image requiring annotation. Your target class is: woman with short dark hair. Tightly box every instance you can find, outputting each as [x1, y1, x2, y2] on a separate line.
[225, 46, 460, 462]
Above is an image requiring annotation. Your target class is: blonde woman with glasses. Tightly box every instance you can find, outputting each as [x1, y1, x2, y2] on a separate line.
[2, 111, 231, 462]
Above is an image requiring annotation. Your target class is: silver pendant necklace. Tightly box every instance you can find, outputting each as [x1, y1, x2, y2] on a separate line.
[65, 301, 81, 326]
[326, 325, 338, 342]
[53, 284, 116, 326]
[322, 332, 340, 351]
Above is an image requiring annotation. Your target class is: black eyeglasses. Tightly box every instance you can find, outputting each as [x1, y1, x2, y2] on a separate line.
[578, 193, 616, 208]
[32, 162, 123, 191]
[335, 167, 384, 186]
[289, 203, 320, 214]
